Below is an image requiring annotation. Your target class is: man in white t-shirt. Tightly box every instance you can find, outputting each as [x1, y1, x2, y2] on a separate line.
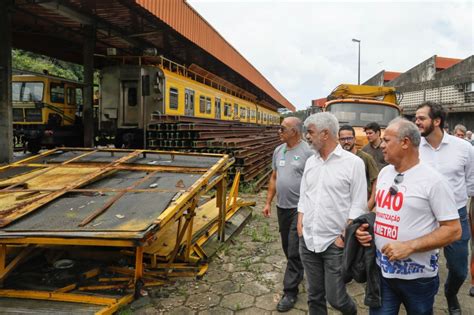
[356, 118, 461, 315]
[415, 102, 474, 315]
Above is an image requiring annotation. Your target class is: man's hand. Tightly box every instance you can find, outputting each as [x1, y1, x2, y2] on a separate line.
[381, 241, 415, 261]
[262, 204, 271, 218]
[334, 235, 344, 249]
[355, 223, 372, 247]
[297, 212, 303, 237]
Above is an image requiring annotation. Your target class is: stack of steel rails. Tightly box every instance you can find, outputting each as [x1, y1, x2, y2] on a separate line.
[0, 148, 253, 313]
[148, 115, 280, 187]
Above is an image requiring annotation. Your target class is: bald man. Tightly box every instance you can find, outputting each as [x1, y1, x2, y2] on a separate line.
[263, 116, 313, 312]
[357, 118, 461, 315]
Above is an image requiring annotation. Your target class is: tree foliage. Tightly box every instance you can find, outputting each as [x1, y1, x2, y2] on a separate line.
[12, 49, 84, 81]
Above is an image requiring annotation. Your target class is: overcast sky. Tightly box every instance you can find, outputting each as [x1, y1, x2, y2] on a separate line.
[187, 0, 473, 110]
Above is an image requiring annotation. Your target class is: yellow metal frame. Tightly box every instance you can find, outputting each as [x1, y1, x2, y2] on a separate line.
[0, 148, 252, 313]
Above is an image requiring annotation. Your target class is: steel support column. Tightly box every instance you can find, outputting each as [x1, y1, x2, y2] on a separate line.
[0, 1, 13, 164]
[83, 25, 95, 148]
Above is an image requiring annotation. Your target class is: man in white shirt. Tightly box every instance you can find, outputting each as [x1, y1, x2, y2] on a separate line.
[297, 112, 367, 315]
[356, 117, 461, 314]
[415, 102, 474, 315]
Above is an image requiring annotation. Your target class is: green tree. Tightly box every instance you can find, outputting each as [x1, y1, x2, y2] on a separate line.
[12, 49, 83, 81]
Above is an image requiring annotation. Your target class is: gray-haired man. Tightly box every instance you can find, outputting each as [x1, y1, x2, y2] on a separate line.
[298, 112, 367, 315]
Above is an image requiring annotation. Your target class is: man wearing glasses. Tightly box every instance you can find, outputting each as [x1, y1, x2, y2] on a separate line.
[415, 102, 474, 315]
[297, 112, 367, 315]
[263, 116, 313, 312]
[339, 125, 379, 210]
[356, 118, 461, 315]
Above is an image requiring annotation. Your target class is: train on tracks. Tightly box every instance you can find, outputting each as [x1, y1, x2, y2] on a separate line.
[11, 70, 99, 153]
[12, 57, 281, 152]
[100, 57, 280, 148]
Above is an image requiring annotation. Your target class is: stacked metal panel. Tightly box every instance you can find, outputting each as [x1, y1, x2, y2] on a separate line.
[147, 115, 280, 187]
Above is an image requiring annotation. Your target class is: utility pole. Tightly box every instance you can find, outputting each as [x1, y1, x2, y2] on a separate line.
[352, 38, 361, 85]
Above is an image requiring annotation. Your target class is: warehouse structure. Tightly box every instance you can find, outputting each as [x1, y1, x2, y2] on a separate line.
[364, 55, 474, 130]
[0, 0, 295, 163]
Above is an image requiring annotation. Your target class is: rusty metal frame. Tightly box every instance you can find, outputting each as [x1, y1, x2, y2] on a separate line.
[0, 148, 246, 313]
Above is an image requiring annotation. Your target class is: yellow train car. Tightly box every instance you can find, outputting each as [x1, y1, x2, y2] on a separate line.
[100, 59, 280, 148]
[162, 68, 271, 124]
[12, 71, 86, 153]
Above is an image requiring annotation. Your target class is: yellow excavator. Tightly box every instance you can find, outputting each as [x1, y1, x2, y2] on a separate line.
[324, 84, 402, 148]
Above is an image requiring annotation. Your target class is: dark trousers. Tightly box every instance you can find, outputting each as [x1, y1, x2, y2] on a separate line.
[299, 237, 357, 315]
[277, 206, 304, 297]
[444, 206, 470, 297]
[370, 272, 439, 315]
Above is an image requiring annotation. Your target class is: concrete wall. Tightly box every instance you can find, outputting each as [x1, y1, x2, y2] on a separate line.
[363, 70, 385, 86]
[386, 56, 437, 87]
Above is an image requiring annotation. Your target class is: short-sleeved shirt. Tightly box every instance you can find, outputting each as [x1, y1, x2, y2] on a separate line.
[419, 132, 474, 209]
[356, 149, 379, 196]
[272, 141, 313, 208]
[362, 141, 387, 171]
[374, 162, 458, 280]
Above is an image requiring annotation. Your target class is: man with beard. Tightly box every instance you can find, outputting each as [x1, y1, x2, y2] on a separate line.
[415, 102, 474, 315]
[263, 116, 313, 312]
[297, 113, 367, 314]
[339, 125, 379, 210]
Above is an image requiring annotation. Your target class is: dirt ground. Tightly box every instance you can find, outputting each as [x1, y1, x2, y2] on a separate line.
[117, 191, 474, 315]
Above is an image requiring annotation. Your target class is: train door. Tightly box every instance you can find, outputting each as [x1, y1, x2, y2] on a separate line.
[185, 89, 194, 116]
[122, 81, 139, 125]
[215, 97, 221, 119]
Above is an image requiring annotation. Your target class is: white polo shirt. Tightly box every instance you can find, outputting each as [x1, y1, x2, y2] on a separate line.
[419, 132, 474, 209]
[298, 144, 367, 253]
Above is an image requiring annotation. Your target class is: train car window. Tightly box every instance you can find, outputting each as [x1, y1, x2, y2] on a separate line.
[199, 96, 206, 113]
[224, 103, 231, 117]
[67, 87, 76, 105]
[234, 104, 239, 117]
[127, 86, 138, 107]
[50, 82, 65, 103]
[206, 97, 212, 114]
[169, 87, 179, 109]
[215, 98, 221, 119]
[76, 88, 83, 106]
[12, 82, 44, 102]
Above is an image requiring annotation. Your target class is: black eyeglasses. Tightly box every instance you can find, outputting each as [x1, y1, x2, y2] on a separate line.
[389, 173, 404, 195]
[339, 137, 354, 142]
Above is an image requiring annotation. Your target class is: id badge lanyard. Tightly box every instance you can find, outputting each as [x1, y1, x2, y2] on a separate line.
[279, 145, 287, 167]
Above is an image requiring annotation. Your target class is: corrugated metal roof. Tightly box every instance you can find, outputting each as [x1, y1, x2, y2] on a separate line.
[435, 56, 462, 70]
[11, 0, 293, 111]
[135, 0, 295, 112]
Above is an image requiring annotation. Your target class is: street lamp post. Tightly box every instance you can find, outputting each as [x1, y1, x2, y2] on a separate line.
[352, 38, 361, 85]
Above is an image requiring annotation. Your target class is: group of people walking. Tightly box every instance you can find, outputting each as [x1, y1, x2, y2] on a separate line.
[264, 101, 474, 315]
